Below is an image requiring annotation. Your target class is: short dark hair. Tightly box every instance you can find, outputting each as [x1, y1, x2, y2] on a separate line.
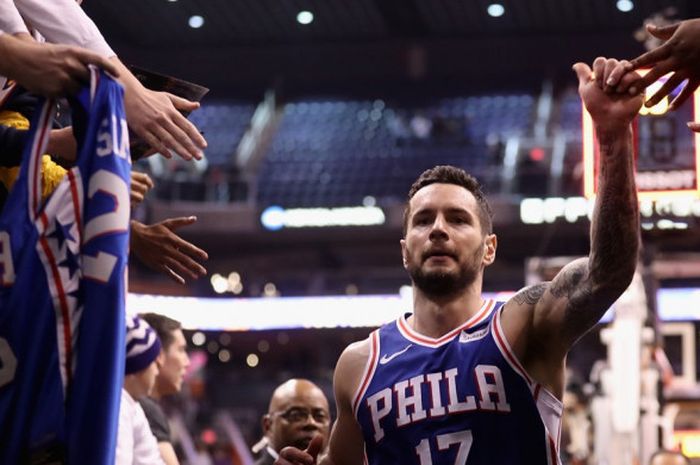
[649, 450, 690, 465]
[402, 165, 493, 236]
[139, 313, 182, 350]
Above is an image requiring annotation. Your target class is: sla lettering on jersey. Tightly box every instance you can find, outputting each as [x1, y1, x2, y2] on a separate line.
[96, 115, 129, 160]
[366, 364, 511, 444]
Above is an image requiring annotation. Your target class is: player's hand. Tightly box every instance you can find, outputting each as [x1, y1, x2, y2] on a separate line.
[609, 19, 700, 109]
[122, 80, 207, 161]
[130, 171, 154, 205]
[2, 36, 119, 97]
[276, 434, 324, 465]
[130, 217, 208, 284]
[573, 58, 644, 135]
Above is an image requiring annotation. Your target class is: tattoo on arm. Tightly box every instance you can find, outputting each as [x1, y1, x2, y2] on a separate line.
[512, 283, 548, 306]
[590, 131, 639, 286]
[549, 260, 606, 342]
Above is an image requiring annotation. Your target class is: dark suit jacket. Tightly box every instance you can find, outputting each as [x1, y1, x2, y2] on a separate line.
[253, 448, 276, 465]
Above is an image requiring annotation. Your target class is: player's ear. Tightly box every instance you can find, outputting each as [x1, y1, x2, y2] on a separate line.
[483, 234, 497, 266]
[400, 239, 408, 269]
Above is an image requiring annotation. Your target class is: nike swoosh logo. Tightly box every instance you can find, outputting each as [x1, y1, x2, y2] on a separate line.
[379, 344, 412, 365]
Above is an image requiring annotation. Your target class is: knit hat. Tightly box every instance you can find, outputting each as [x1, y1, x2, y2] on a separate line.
[125, 315, 162, 375]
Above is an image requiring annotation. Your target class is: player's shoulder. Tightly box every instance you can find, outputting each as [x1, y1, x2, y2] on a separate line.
[334, 335, 374, 401]
[337, 336, 372, 373]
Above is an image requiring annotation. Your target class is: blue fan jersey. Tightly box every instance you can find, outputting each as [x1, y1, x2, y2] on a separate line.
[354, 300, 563, 465]
[0, 69, 130, 464]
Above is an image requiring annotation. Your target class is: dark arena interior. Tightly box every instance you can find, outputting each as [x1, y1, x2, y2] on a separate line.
[2, 0, 700, 464]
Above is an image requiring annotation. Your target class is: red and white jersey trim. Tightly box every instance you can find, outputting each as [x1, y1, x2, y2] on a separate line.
[28, 100, 84, 393]
[352, 330, 380, 417]
[396, 299, 495, 348]
[27, 100, 54, 221]
[491, 306, 563, 465]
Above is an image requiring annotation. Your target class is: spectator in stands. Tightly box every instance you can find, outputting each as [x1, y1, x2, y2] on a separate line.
[255, 379, 331, 465]
[131, 217, 208, 284]
[1, 0, 206, 160]
[139, 313, 190, 465]
[0, 84, 207, 282]
[649, 450, 691, 465]
[607, 18, 700, 132]
[117, 315, 165, 465]
[128, 169, 208, 284]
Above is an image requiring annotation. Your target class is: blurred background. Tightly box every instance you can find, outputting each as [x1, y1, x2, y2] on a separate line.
[84, 0, 700, 463]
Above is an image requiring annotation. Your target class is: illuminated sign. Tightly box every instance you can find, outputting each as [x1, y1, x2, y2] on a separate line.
[260, 205, 386, 230]
[520, 195, 700, 229]
[583, 70, 700, 200]
[674, 430, 700, 458]
[126, 288, 700, 331]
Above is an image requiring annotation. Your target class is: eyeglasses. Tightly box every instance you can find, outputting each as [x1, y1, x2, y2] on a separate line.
[271, 407, 330, 424]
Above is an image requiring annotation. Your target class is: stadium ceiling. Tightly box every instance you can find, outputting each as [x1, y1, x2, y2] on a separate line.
[87, 0, 696, 48]
[83, 0, 699, 95]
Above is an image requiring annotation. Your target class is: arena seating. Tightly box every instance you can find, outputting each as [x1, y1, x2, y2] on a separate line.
[256, 94, 535, 207]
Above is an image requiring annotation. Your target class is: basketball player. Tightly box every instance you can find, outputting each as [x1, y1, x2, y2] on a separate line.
[276, 57, 642, 465]
[255, 379, 331, 465]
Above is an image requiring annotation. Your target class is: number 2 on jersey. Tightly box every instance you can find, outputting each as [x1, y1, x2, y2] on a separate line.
[415, 430, 473, 465]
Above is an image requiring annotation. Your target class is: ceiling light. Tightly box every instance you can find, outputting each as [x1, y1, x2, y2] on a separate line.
[188, 15, 204, 29]
[192, 331, 206, 346]
[210, 273, 228, 294]
[263, 282, 278, 297]
[297, 10, 314, 25]
[257, 340, 270, 353]
[616, 0, 633, 12]
[218, 349, 231, 363]
[246, 353, 259, 367]
[206, 340, 219, 354]
[487, 4, 505, 17]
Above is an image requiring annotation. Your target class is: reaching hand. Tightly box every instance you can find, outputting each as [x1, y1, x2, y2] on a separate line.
[130, 217, 208, 284]
[117, 60, 207, 161]
[627, 19, 700, 109]
[0, 35, 119, 97]
[275, 434, 324, 465]
[604, 19, 700, 113]
[130, 171, 154, 205]
[573, 58, 644, 135]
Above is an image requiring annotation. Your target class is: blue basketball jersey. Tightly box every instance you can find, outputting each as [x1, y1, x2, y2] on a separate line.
[354, 300, 563, 465]
[0, 69, 130, 464]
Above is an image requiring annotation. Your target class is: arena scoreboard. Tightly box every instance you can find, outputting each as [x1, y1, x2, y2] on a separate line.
[583, 71, 700, 200]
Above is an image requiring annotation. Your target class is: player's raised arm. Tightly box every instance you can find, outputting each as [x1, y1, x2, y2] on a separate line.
[507, 58, 641, 364]
[276, 340, 369, 465]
